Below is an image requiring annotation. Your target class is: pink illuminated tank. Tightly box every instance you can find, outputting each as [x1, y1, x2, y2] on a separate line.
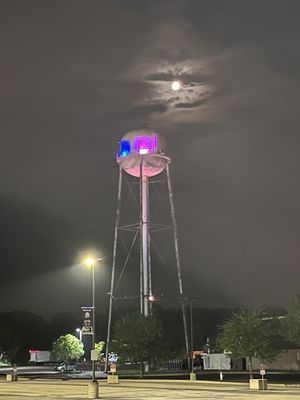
[117, 128, 169, 177]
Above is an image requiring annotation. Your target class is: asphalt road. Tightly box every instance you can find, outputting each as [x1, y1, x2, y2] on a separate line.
[0, 365, 106, 379]
[0, 365, 57, 376]
[1, 366, 300, 384]
[0, 378, 300, 399]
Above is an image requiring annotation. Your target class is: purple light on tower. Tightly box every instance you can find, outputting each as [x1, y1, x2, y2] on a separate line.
[116, 128, 167, 177]
[134, 134, 158, 155]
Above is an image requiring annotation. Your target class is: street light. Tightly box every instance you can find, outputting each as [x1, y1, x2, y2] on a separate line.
[190, 299, 194, 375]
[76, 328, 82, 343]
[83, 256, 98, 383]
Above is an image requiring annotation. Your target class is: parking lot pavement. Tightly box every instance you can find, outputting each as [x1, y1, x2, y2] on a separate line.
[0, 378, 299, 399]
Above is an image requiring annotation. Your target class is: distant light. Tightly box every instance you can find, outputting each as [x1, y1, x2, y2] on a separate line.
[149, 295, 155, 302]
[171, 80, 181, 91]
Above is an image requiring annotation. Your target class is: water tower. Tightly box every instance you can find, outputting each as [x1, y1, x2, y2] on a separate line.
[105, 128, 190, 366]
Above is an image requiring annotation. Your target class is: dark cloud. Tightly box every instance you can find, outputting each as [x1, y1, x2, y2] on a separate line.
[145, 72, 177, 82]
[0, 195, 96, 283]
[145, 72, 207, 84]
[175, 97, 211, 109]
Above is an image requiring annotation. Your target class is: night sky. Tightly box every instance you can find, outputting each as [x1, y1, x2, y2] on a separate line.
[1, 0, 300, 318]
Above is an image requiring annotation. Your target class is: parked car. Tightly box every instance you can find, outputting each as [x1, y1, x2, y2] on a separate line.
[55, 362, 78, 373]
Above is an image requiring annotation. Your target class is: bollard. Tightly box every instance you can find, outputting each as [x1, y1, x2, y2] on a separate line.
[6, 374, 17, 382]
[13, 364, 18, 381]
[189, 372, 196, 381]
[107, 374, 119, 384]
[6, 373, 18, 382]
[249, 379, 268, 390]
[88, 381, 99, 399]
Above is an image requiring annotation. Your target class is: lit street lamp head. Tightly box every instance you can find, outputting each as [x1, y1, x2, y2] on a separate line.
[84, 257, 95, 267]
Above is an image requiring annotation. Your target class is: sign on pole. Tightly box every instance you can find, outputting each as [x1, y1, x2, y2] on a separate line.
[91, 349, 98, 361]
[108, 352, 118, 363]
[260, 364, 266, 376]
[110, 363, 117, 374]
[81, 307, 93, 334]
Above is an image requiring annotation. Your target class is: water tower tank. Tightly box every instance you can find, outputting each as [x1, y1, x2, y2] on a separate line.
[116, 128, 169, 177]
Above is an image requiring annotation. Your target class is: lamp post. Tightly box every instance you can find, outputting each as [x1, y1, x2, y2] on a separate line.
[188, 297, 197, 381]
[76, 328, 82, 343]
[82, 255, 103, 399]
[84, 257, 97, 382]
[190, 299, 194, 374]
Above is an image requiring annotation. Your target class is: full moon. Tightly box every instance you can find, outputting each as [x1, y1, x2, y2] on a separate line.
[171, 80, 181, 91]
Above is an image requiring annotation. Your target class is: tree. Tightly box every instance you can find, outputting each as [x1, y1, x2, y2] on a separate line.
[0, 325, 20, 362]
[112, 312, 168, 377]
[0, 350, 10, 366]
[216, 308, 280, 378]
[95, 341, 105, 361]
[51, 334, 84, 363]
[0, 310, 51, 363]
[285, 292, 300, 346]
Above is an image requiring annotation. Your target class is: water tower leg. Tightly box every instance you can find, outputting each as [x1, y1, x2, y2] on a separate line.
[140, 161, 151, 373]
[139, 163, 144, 315]
[142, 175, 150, 317]
[148, 224, 153, 314]
[140, 165, 150, 317]
[105, 166, 123, 372]
[166, 164, 191, 369]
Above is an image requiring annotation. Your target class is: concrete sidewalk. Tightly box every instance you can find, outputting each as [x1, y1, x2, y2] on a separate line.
[0, 378, 299, 399]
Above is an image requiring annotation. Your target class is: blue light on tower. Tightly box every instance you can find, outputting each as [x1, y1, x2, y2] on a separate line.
[116, 129, 167, 178]
[118, 140, 131, 157]
[118, 134, 158, 158]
